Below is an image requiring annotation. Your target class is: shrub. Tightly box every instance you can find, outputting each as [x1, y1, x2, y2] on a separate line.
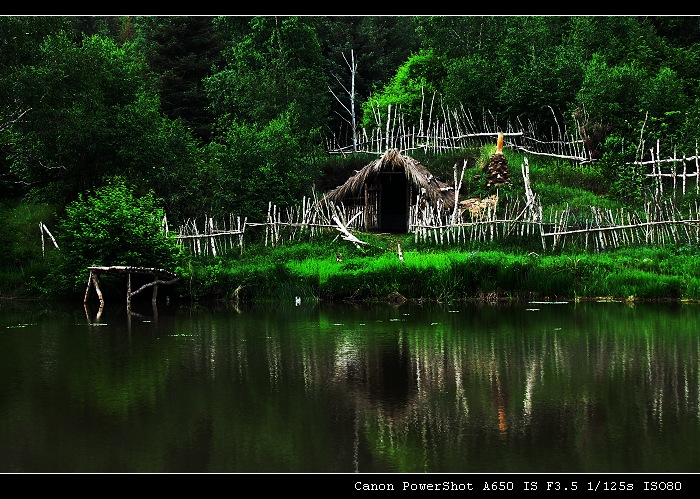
[0, 202, 58, 296]
[51, 176, 183, 295]
[598, 134, 646, 207]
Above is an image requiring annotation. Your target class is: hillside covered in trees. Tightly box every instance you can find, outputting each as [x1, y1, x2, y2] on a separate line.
[3, 15, 700, 300]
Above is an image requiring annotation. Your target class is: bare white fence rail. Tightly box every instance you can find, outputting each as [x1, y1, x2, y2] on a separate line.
[171, 158, 700, 257]
[326, 105, 592, 162]
[166, 121, 700, 256]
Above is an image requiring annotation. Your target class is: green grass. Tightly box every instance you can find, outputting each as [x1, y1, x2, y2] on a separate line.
[171, 144, 700, 304]
[6, 147, 700, 304]
[174, 233, 700, 304]
[0, 203, 59, 297]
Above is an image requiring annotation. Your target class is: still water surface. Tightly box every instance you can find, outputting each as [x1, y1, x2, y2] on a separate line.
[1, 298, 700, 473]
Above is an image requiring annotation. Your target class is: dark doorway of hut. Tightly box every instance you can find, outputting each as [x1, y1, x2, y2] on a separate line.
[379, 171, 408, 233]
[325, 148, 455, 235]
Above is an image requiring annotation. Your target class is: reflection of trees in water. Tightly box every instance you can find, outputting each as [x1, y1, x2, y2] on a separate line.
[20, 302, 697, 472]
[310, 305, 700, 472]
[176, 303, 700, 471]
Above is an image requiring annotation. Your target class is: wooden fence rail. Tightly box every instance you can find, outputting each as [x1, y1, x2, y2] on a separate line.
[172, 193, 366, 257]
[171, 197, 700, 256]
[175, 214, 247, 258]
[326, 105, 592, 162]
[170, 149, 700, 257]
[34, 118, 700, 261]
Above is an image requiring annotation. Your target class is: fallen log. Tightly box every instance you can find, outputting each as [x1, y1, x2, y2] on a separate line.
[332, 213, 367, 248]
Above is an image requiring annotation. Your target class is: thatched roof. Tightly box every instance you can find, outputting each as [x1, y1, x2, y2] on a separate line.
[323, 149, 455, 208]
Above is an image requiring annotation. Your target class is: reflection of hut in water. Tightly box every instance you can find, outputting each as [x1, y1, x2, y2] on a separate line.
[323, 149, 455, 233]
[334, 330, 418, 418]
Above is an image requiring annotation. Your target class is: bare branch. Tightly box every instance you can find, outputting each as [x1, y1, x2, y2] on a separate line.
[0, 107, 32, 133]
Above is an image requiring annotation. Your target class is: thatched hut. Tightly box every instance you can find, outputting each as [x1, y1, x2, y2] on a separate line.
[323, 149, 455, 233]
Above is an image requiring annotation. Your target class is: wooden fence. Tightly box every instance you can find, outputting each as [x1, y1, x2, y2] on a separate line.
[326, 104, 592, 162]
[173, 213, 247, 258]
[643, 139, 700, 196]
[139, 112, 700, 257]
[410, 194, 700, 252]
[171, 142, 700, 257]
[173, 193, 366, 258]
[409, 155, 700, 252]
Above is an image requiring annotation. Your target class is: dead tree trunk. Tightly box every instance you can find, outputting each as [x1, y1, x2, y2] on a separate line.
[330, 49, 359, 153]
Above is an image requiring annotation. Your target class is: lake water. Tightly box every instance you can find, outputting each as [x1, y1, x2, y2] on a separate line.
[1, 297, 700, 479]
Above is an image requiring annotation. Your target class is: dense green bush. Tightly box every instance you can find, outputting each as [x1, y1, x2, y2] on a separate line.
[597, 135, 646, 207]
[50, 176, 183, 296]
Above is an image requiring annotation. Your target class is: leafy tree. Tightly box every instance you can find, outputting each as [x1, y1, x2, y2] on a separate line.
[598, 134, 646, 207]
[203, 111, 322, 221]
[0, 16, 71, 67]
[495, 18, 583, 126]
[111, 88, 207, 222]
[415, 16, 504, 59]
[575, 55, 693, 156]
[67, 16, 137, 43]
[205, 16, 329, 136]
[441, 54, 495, 118]
[647, 16, 700, 47]
[4, 28, 206, 217]
[137, 16, 224, 143]
[573, 54, 646, 151]
[638, 66, 688, 148]
[395, 17, 577, 134]
[566, 16, 658, 68]
[53, 176, 182, 294]
[409, 17, 505, 127]
[7, 31, 146, 203]
[360, 49, 444, 129]
[0, 16, 72, 199]
[203, 16, 329, 220]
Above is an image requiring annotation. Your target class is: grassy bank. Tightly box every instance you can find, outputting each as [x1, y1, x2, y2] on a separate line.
[177, 148, 697, 305]
[179, 232, 700, 304]
[4, 148, 700, 305]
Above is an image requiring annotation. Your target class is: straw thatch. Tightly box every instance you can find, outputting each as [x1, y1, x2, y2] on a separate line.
[323, 148, 455, 209]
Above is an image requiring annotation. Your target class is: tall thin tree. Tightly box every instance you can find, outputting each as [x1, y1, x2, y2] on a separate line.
[329, 49, 359, 152]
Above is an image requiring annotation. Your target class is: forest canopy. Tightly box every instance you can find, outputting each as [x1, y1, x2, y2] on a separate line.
[2, 15, 700, 224]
